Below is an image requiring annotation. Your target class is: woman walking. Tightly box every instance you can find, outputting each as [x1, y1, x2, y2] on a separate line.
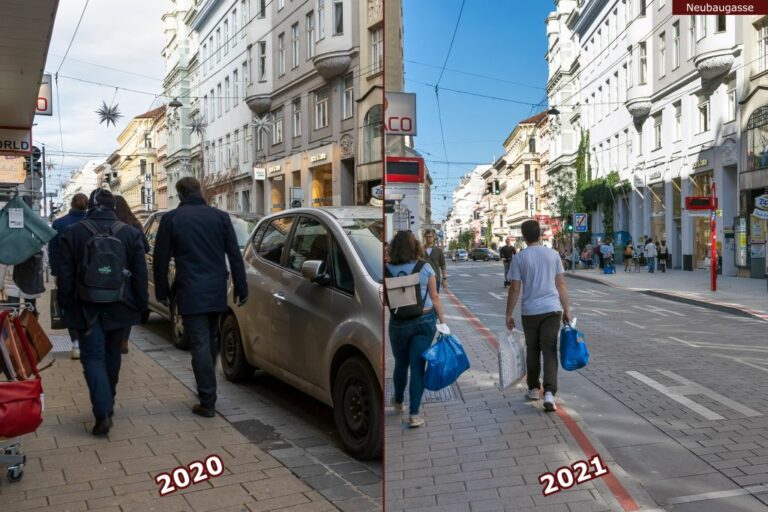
[114, 196, 150, 354]
[386, 231, 449, 428]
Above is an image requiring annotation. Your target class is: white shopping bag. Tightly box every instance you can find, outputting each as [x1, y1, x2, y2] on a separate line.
[498, 329, 526, 389]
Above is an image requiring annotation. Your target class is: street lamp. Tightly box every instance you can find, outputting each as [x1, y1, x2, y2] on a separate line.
[168, 97, 183, 108]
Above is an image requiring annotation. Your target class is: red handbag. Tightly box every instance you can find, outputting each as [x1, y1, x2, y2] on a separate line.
[0, 311, 44, 438]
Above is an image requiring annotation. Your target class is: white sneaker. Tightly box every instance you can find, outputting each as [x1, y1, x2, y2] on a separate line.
[390, 396, 404, 413]
[70, 344, 80, 360]
[543, 392, 557, 412]
[527, 388, 541, 400]
[408, 416, 425, 428]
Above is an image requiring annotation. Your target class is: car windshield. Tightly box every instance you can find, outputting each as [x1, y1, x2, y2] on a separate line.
[230, 215, 259, 249]
[339, 217, 383, 282]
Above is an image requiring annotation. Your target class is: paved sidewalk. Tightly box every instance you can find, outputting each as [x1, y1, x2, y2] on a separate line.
[0, 294, 339, 512]
[566, 267, 768, 321]
[384, 292, 655, 512]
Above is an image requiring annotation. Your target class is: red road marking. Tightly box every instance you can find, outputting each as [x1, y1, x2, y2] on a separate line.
[443, 289, 641, 512]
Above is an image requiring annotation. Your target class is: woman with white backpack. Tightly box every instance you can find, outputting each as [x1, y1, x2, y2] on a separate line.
[385, 231, 449, 428]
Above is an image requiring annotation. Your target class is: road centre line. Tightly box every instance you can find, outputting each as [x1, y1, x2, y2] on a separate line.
[624, 321, 645, 329]
[489, 292, 506, 300]
[592, 309, 609, 316]
[668, 337, 768, 353]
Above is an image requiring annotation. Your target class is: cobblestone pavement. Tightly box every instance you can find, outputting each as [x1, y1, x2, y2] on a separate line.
[384, 262, 656, 511]
[1, 292, 381, 512]
[439, 260, 768, 511]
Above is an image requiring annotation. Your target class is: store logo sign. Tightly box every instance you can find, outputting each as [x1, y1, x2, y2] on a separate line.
[310, 152, 327, 163]
[267, 165, 281, 175]
[692, 159, 709, 169]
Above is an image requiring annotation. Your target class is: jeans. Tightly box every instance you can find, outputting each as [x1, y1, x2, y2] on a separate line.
[521, 311, 562, 394]
[503, 260, 511, 283]
[78, 321, 123, 419]
[183, 313, 220, 409]
[389, 310, 437, 415]
[648, 257, 656, 272]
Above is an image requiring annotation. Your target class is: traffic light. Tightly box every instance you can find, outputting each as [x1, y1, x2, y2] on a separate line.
[565, 215, 574, 233]
[25, 146, 42, 174]
[485, 181, 493, 195]
[493, 180, 500, 195]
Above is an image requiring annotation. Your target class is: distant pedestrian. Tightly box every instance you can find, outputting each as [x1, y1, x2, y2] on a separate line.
[600, 238, 614, 270]
[500, 238, 517, 287]
[113, 195, 150, 354]
[623, 241, 633, 272]
[505, 220, 572, 412]
[658, 240, 669, 272]
[49, 193, 89, 359]
[386, 231, 449, 428]
[58, 189, 149, 435]
[423, 229, 447, 292]
[153, 177, 247, 418]
[645, 238, 657, 273]
[595, 241, 605, 270]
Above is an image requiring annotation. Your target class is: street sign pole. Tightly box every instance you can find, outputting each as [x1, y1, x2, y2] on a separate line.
[42, 145, 47, 219]
[711, 183, 717, 292]
[571, 224, 576, 274]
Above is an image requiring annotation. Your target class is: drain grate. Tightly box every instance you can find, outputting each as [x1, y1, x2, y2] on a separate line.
[49, 335, 73, 353]
[385, 378, 462, 404]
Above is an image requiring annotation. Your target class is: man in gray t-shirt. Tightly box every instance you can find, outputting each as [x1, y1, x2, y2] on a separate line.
[506, 220, 571, 412]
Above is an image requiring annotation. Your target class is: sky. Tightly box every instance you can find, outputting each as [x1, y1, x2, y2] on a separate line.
[403, 0, 554, 222]
[35, 0, 167, 196]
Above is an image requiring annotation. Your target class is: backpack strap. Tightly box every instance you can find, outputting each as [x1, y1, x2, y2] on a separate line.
[81, 219, 100, 236]
[110, 221, 126, 236]
[412, 260, 427, 274]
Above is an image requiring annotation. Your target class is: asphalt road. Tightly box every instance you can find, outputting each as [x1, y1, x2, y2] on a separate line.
[446, 259, 768, 511]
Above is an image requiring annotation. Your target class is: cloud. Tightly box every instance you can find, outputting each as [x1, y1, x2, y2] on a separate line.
[34, 0, 167, 193]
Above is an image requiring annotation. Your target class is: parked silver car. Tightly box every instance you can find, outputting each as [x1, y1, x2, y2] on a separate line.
[218, 207, 383, 459]
[142, 210, 261, 349]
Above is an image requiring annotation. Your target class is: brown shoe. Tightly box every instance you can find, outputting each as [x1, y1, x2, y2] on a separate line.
[192, 404, 216, 418]
[121, 339, 129, 354]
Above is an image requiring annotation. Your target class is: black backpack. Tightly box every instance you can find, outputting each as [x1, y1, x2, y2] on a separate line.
[384, 261, 428, 321]
[78, 220, 130, 304]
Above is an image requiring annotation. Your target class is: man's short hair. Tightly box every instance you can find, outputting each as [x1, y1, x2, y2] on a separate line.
[71, 193, 89, 211]
[521, 220, 541, 244]
[176, 177, 201, 198]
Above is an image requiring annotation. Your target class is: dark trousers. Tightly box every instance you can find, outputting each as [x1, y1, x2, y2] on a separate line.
[68, 329, 79, 343]
[183, 313, 220, 409]
[389, 310, 437, 415]
[78, 321, 123, 419]
[521, 311, 562, 394]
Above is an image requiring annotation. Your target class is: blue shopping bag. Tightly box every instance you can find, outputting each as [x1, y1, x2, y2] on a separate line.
[559, 322, 589, 371]
[422, 334, 470, 391]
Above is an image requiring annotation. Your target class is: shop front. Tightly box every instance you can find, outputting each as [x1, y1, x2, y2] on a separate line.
[267, 163, 286, 213]
[742, 105, 768, 278]
[690, 169, 715, 270]
[648, 170, 666, 246]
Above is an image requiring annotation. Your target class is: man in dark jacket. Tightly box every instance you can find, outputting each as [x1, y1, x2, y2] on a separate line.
[153, 177, 247, 418]
[58, 189, 148, 435]
[423, 230, 447, 292]
[49, 192, 88, 360]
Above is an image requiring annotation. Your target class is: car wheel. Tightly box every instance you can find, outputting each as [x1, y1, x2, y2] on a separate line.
[220, 314, 254, 381]
[169, 296, 190, 350]
[333, 356, 382, 460]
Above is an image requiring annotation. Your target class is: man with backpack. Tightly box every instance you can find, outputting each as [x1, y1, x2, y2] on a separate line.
[153, 177, 247, 419]
[58, 189, 148, 435]
[505, 220, 571, 412]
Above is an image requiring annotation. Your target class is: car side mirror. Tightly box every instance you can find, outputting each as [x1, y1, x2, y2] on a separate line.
[301, 260, 331, 286]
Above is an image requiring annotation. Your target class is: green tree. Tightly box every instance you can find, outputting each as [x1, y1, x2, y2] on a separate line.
[484, 219, 493, 248]
[458, 229, 475, 251]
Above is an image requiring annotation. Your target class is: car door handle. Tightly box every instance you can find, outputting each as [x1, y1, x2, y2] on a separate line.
[273, 292, 285, 302]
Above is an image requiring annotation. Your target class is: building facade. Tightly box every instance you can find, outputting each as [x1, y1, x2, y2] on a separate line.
[444, 165, 490, 247]
[549, 0, 747, 276]
[57, 160, 100, 212]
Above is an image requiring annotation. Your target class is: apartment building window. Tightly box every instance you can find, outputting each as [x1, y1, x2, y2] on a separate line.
[340, 74, 353, 119]
[216, 29, 221, 61]
[673, 22, 680, 69]
[292, 98, 301, 137]
[597, 87, 603, 119]
[727, 81, 736, 123]
[674, 101, 682, 140]
[202, 44, 207, 74]
[278, 0, 284, 10]
[241, 0, 247, 31]
[140, 159, 147, 175]
[716, 15, 726, 33]
[639, 42, 647, 85]
[234, 130, 240, 163]
[273, 108, 284, 144]
[627, 47, 633, 87]
[219, 139, 224, 169]
[689, 17, 696, 59]
[653, 114, 662, 150]
[257, 0, 265, 17]
[696, 16, 706, 41]
[605, 79, 611, 117]
[318, 0, 325, 40]
[226, 134, 231, 166]
[256, 126, 263, 151]
[333, 0, 343, 35]
[210, 89, 215, 118]
[232, 10, 238, 47]
[759, 24, 768, 72]
[223, 21, 229, 56]
[697, 96, 710, 133]
[315, 87, 329, 129]
[217, 83, 222, 118]
[613, 71, 619, 109]
[278, 33, 285, 76]
[306, 12, 315, 59]
[620, 65, 627, 102]
[659, 32, 666, 78]
[639, 0, 647, 17]
[371, 27, 383, 74]
[529, 137, 536, 153]
[203, 94, 208, 120]
[626, 0, 632, 26]
[224, 77, 230, 112]
[209, 142, 214, 171]
[291, 23, 299, 69]
[233, 70, 239, 105]
[258, 42, 266, 81]
[242, 125, 250, 162]
[524, 164, 531, 181]
[242, 62, 248, 93]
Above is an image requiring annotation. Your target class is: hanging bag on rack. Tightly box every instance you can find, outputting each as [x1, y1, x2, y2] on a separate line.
[0, 311, 44, 438]
[1, 313, 34, 380]
[18, 310, 52, 363]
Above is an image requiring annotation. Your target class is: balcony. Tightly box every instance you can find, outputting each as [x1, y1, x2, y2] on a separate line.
[245, 81, 271, 115]
[313, 37, 353, 80]
[694, 35, 735, 81]
[625, 84, 652, 126]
